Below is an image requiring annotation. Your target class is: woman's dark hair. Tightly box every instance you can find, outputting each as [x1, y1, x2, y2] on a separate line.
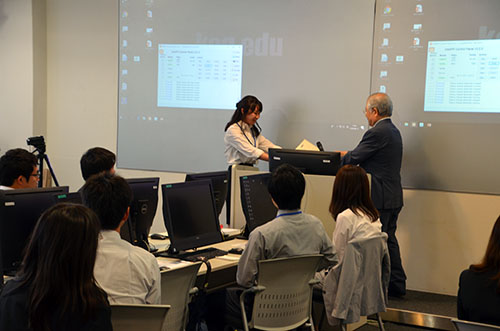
[470, 215, 500, 293]
[16, 203, 108, 331]
[224, 95, 263, 137]
[329, 165, 379, 222]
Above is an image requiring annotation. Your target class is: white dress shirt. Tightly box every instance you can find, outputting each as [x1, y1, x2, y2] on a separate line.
[224, 121, 279, 165]
[332, 208, 382, 264]
[94, 230, 161, 304]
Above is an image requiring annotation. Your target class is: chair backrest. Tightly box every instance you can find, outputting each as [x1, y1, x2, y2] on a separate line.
[160, 261, 202, 331]
[250, 254, 322, 330]
[323, 233, 390, 325]
[111, 304, 170, 331]
[452, 319, 500, 331]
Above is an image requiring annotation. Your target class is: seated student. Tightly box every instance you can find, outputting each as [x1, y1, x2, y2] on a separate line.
[81, 173, 161, 304]
[0, 148, 39, 190]
[80, 147, 116, 181]
[329, 164, 382, 264]
[0, 203, 112, 331]
[221, 164, 337, 328]
[458, 214, 500, 326]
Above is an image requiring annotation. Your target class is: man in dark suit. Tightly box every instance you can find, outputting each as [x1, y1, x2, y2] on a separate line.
[339, 92, 406, 297]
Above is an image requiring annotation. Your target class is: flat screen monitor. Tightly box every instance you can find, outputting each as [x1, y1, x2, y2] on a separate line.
[240, 173, 278, 235]
[161, 180, 222, 252]
[125, 178, 159, 251]
[269, 148, 341, 176]
[185, 171, 228, 218]
[0, 186, 69, 275]
[53, 192, 83, 205]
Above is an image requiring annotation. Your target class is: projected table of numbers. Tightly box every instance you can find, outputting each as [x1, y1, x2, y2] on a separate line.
[424, 39, 500, 113]
[157, 44, 243, 110]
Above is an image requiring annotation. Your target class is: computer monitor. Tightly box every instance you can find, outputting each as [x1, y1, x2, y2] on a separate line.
[269, 148, 341, 176]
[240, 173, 278, 235]
[161, 180, 222, 253]
[0, 186, 69, 275]
[53, 192, 83, 205]
[125, 177, 159, 251]
[185, 171, 228, 218]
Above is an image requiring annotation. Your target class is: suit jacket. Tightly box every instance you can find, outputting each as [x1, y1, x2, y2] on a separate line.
[342, 118, 403, 210]
[457, 268, 500, 326]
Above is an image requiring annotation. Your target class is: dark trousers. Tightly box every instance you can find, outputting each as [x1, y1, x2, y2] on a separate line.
[379, 207, 406, 296]
[205, 287, 253, 331]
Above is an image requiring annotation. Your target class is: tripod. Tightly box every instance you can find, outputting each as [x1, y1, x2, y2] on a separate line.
[27, 136, 59, 187]
[35, 152, 60, 187]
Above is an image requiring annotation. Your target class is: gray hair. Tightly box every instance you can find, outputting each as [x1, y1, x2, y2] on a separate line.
[367, 93, 393, 117]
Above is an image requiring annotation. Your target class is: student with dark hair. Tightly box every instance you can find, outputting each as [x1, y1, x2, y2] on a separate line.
[213, 164, 337, 329]
[237, 164, 336, 286]
[0, 203, 112, 331]
[224, 95, 279, 165]
[0, 148, 39, 189]
[81, 173, 161, 304]
[457, 214, 500, 326]
[329, 164, 382, 263]
[80, 147, 116, 181]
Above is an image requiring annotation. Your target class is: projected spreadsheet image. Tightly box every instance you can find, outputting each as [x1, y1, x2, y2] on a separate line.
[424, 39, 500, 113]
[157, 44, 243, 109]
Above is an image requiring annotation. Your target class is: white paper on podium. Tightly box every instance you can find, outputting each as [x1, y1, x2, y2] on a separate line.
[296, 139, 320, 151]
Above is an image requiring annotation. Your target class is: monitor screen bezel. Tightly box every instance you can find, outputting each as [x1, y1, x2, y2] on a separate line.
[239, 172, 278, 234]
[268, 148, 341, 176]
[124, 177, 160, 247]
[0, 186, 69, 274]
[161, 180, 223, 252]
[185, 170, 228, 217]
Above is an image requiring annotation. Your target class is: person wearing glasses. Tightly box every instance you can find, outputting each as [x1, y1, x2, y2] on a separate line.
[224, 95, 280, 166]
[0, 148, 39, 189]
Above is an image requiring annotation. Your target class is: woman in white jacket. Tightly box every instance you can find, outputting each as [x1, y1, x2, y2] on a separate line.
[329, 164, 382, 263]
[224, 95, 279, 166]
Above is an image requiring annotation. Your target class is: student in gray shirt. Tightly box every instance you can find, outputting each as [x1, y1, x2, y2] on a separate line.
[221, 164, 337, 329]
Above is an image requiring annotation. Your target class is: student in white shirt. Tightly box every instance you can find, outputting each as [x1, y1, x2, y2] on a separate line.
[224, 95, 279, 165]
[81, 173, 161, 304]
[329, 164, 382, 264]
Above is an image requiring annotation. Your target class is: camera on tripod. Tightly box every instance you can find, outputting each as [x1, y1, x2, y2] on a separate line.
[26, 136, 58, 187]
[27, 136, 46, 153]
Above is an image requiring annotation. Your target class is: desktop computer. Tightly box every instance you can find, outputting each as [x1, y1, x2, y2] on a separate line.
[0, 186, 69, 276]
[159, 180, 225, 261]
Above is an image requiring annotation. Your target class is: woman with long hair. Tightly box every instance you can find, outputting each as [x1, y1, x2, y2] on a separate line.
[329, 164, 382, 263]
[458, 214, 500, 326]
[0, 203, 112, 331]
[224, 95, 279, 165]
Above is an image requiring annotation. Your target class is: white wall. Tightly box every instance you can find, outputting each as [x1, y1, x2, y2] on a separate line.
[39, 0, 500, 295]
[0, 0, 34, 151]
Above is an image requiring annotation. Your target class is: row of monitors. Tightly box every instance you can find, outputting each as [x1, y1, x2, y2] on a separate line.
[0, 149, 340, 277]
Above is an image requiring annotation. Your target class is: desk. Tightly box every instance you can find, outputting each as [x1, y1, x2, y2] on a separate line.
[151, 237, 247, 293]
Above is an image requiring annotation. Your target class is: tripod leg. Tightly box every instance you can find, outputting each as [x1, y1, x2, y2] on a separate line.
[43, 154, 60, 187]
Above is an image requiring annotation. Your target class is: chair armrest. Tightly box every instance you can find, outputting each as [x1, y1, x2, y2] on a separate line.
[239, 286, 266, 331]
[309, 279, 321, 286]
[188, 287, 199, 296]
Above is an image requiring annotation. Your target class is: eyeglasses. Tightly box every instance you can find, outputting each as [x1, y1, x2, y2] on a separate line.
[30, 173, 40, 179]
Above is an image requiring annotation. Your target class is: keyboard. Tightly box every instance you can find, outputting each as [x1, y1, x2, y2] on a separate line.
[158, 247, 228, 262]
